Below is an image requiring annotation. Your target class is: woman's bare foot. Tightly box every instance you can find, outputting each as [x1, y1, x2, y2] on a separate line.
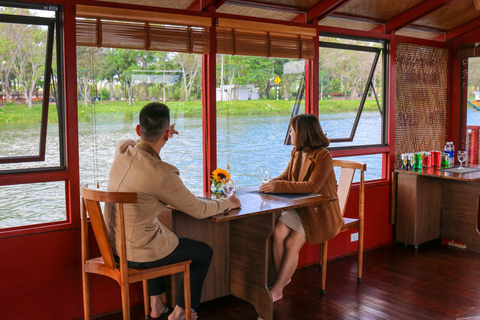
[168, 305, 198, 320]
[270, 278, 291, 303]
[270, 288, 283, 303]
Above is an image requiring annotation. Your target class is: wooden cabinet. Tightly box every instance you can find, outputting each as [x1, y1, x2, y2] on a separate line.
[395, 173, 442, 246]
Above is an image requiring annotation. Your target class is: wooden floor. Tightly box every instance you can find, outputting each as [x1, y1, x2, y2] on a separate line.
[95, 241, 480, 320]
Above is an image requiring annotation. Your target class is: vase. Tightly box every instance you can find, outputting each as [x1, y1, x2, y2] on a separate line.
[210, 181, 223, 195]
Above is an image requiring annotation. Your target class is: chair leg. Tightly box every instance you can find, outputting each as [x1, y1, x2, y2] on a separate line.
[183, 266, 192, 320]
[143, 280, 150, 319]
[121, 283, 131, 320]
[358, 229, 364, 283]
[321, 241, 328, 296]
[82, 270, 91, 320]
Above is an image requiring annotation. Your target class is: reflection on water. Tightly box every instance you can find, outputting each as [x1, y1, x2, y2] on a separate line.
[0, 112, 383, 228]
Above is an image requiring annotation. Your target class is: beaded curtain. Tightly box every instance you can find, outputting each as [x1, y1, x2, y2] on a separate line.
[395, 43, 448, 168]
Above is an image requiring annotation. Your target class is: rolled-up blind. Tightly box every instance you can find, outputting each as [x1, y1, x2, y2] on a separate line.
[216, 18, 315, 59]
[75, 5, 210, 54]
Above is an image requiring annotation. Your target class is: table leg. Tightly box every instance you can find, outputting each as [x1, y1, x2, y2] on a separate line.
[230, 213, 276, 320]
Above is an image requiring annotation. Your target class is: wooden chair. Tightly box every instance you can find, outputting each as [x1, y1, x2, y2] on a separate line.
[81, 185, 192, 320]
[319, 159, 366, 295]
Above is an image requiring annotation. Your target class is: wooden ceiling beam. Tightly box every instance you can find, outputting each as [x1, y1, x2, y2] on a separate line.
[447, 17, 480, 41]
[186, 0, 227, 11]
[385, 0, 452, 33]
[227, 0, 306, 13]
[305, 0, 351, 23]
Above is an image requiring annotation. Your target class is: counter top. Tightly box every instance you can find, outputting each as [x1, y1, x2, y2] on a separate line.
[395, 165, 480, 181]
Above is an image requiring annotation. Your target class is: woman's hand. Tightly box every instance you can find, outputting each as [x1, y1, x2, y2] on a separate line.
[228, 195, 241, 209]
[259, 182, 275, 193]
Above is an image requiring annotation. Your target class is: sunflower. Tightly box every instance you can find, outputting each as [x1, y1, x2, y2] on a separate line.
[211, 168, 230, 184]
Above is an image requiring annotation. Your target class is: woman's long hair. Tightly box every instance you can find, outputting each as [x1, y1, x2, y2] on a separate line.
[290, 114, 329, 151]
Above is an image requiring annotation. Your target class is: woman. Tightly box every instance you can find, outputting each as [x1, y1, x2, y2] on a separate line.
[259, 114, 342, 303]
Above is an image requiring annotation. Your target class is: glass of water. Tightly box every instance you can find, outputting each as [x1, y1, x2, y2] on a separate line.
[222, 179, 236, 196]
[457, 150, 467, 169]
[259, 169, 271, 184]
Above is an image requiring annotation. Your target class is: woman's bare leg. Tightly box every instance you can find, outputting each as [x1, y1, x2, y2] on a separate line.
[273, 221, 291, 274]
[270, 230, 307, 303]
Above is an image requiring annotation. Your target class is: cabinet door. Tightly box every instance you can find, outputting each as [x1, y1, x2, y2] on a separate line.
[396, 174, 441, 245]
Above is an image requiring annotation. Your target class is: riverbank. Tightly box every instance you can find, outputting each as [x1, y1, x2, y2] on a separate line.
[0, 99, 381, 125]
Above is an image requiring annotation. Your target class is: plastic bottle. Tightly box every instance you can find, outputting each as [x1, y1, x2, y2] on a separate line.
[448, 142, 455, 167]
[444, 142, 452, 168]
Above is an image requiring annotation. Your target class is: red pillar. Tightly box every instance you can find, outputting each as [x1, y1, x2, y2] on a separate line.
[202, 10, 217, 193]
[306, 20, 319, 116]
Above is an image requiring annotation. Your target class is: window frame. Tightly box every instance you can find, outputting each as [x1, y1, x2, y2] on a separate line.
[0, 8, 66, 172]
[317, 36, 389, 152]
[0, 3, 68, 235]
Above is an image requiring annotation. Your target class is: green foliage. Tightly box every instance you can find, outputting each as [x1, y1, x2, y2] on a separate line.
[0, 99, 381, 125]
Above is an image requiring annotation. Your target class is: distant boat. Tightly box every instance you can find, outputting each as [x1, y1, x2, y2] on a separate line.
[470, 91, 480, 110]
[468, 99, 480, 110]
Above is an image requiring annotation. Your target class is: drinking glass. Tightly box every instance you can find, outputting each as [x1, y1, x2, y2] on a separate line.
[457, 150, 467, 169]
[259, 169, 271, 184]
[222, 179, 236, 197]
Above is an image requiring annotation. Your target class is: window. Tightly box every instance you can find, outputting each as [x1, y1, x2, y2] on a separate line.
[316, 36, 387, 181]
[216, 55, 305, 187]
[0, 3, 65, 230]
[0, 5, 64, 173]
[76, 48, 204, 194]
[466, 57, 480, 165]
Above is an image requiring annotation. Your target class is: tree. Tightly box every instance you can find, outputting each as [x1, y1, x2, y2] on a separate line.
[13, 24, 46, 109]
[174, 53, 201, 101]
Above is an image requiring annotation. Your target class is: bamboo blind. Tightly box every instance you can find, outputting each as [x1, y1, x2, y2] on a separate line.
[216, 27, 314, 59]
[395, 43, 448, 168]
[76, 19, 210, 54]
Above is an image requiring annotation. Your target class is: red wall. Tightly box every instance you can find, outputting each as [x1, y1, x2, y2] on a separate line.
[0, 228, 144, 320]
[298, 182, 394, 266]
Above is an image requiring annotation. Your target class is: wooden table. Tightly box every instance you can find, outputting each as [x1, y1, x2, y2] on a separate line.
[165, 187, 336, 320]
[394, 165, 480, 251]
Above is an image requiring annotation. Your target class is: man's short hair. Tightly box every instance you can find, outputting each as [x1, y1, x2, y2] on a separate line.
[139, 103, 170, 143]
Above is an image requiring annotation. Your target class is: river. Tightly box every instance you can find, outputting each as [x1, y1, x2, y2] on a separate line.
[0, 111, 384, 228]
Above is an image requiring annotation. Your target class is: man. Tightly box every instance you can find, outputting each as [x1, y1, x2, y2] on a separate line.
[105, 102, 241, 320]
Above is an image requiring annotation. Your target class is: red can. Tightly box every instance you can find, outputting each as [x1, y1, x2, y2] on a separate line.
[423, 152, 432, 168]
[431, 151, 441, 167]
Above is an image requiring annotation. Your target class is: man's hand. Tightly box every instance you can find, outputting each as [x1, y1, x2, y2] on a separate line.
[227, 195, 241, 209]
[169, 123, 179, 138]
[259, 181, 275, 193]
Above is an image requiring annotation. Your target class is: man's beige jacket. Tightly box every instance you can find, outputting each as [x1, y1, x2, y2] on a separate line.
[105, 140, 232, 263]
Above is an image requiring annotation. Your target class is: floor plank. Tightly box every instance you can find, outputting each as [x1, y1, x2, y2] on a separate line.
[93, 241, 480, 320]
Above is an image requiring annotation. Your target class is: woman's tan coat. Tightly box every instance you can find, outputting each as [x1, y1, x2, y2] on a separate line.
[272, 147, 342, 245]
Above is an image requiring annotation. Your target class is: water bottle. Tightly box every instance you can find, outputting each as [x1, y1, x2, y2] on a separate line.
[444, 142, 452, 168]
[448, 142, 455, 167]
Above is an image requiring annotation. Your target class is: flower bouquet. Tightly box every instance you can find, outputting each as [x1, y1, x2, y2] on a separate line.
[211, 168, 230, 195]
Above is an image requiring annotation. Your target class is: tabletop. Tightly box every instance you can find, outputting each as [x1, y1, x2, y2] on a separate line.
[205, 186, 337, 222]
[395, 165, 480, 181]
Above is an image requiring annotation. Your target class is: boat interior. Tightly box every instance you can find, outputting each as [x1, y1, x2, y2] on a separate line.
[2, 0, 480, 319]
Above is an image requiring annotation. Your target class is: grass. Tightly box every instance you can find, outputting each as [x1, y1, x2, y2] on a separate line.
[0, 99, 381, 125]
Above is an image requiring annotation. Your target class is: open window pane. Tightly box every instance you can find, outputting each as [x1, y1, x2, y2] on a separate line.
[216, 55, 305, 187]
[77, 48, 203, 193]
[318, 36, 385, 147]
[0, 6, 63, 172]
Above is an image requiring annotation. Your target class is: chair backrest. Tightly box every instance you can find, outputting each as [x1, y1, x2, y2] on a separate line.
[81, 186, 137, 269]
[332, 159, 367, 217]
